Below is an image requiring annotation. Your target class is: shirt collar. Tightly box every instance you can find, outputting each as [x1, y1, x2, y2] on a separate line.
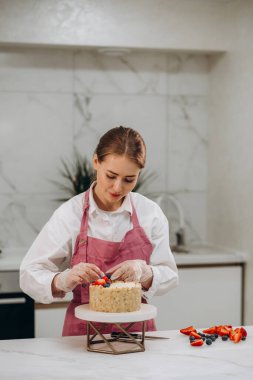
[88, 182, 132, 215]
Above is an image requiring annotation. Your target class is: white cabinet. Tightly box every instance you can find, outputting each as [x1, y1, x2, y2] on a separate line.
[35, 304, 68, 338]
[150, 265, 242, 330]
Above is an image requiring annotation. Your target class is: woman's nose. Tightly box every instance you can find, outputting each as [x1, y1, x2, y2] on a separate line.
[113, 179, 122, 193]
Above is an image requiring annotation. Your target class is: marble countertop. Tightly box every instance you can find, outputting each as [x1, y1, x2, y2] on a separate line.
[0, 243, 248, 272]
[0, 327, 252, 379]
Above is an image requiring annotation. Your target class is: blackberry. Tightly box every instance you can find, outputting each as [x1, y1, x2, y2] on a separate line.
[222, 335, 229, 341]
[206, 339, 212, 345]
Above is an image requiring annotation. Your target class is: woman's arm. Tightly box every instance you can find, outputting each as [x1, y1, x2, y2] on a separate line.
[20, 208, 73, 304]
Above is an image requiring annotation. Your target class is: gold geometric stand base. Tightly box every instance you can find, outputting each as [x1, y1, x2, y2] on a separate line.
[86, 321, 146, 355]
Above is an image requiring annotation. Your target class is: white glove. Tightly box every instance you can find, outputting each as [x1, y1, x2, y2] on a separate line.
[107, 260, 153, 283]
[54, 263, 104, 293]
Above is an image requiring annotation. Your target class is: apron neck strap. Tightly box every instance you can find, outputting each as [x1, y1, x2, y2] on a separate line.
[130, 195, 141, 228]
[79, 189, 90, 238]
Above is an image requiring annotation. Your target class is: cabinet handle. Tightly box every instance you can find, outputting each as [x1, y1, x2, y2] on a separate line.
[0, 297, 26, 305]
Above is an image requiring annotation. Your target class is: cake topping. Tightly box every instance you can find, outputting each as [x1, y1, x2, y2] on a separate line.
[92, 275, 112, 287]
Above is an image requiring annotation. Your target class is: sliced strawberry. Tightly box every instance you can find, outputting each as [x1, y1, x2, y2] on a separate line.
[190, 331, 202, 339]
[229, 330, 236, 340]
[239, 327, 247, 337]
[93, 279, 106, 286]
[218, 326, 231, 336]
[191, 339, 204, 347]
[180, 326, 197, 335]
[102, 275, 111, 283]
[203, 326, 217, 334]
[233, 331, 242, 343]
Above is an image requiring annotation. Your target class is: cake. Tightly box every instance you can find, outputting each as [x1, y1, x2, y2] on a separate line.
[89, 281, 142, 313]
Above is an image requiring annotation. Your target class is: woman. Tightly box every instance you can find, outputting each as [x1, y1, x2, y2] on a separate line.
[20, 126, 178, 336]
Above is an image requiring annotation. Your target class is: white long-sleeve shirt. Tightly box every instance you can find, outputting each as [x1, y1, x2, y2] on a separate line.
[20, 188, 178, 304]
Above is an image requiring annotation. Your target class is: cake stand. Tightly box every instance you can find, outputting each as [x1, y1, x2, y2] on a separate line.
[75, 303, 157, 355]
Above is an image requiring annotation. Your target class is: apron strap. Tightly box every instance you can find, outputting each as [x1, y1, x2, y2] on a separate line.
[130, 195, 141, 229]
[78, 189, 90, 247]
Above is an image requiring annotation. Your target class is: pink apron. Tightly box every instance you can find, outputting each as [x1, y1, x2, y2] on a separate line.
[62, 189, 156, 336]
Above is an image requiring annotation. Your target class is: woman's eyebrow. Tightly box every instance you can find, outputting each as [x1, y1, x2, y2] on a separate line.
[107, 170, 137, 177]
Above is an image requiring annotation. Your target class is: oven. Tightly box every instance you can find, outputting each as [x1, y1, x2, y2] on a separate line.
[0, 271, 34, 340]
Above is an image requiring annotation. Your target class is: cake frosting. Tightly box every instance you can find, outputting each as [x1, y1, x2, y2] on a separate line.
[89, 281, 142, 313]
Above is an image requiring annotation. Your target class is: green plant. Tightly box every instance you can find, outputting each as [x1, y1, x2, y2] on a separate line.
[52, 150, 95, 202]
[53, 150, 156, 201]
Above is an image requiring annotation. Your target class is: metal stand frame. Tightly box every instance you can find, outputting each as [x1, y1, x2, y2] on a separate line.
[86, 321, 146, 354]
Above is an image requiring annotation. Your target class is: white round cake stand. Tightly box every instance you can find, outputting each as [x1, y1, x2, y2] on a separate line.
[75, 303, 157, 355]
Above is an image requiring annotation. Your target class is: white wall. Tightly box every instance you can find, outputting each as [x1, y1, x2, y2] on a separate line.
[0, 48, 209, 249]
[208, 1, 253, 324]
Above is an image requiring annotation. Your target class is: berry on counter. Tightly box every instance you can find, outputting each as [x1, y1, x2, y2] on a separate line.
[190, 331, 202, 339]
[180, 326, 197, 335]
[179, 325, 248, 347]
[191, 339, 204, 347]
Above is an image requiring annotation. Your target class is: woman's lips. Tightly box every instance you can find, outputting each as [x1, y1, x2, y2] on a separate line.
[110, 192, 121, 198]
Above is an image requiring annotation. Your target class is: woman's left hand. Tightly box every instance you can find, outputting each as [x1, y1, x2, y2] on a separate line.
[107, 260, 153, 283]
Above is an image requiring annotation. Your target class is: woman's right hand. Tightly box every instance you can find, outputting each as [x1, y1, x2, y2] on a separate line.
[53, 263, 104, 294]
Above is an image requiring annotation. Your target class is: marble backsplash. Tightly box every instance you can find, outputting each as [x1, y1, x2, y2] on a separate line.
[0, 47, 208, 250]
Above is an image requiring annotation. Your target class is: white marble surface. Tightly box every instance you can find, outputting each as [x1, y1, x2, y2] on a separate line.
[0, 327, 252, 379]
[0, 47, 209, 252]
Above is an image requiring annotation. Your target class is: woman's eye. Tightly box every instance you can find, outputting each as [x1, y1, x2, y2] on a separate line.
[125, 178, 134, 183]
[106, 174, 116, 180]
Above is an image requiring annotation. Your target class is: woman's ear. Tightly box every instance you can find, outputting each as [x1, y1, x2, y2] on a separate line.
[93, 154, 99, 170]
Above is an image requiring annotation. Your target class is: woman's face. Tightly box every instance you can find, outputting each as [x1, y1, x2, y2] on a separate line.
[93, 154, 141, 210]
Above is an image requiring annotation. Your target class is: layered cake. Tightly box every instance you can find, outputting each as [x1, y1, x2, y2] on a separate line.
[89, 280, 142, 313]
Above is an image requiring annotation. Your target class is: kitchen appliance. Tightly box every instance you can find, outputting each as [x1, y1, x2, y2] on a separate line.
[0, 271, 34, 340]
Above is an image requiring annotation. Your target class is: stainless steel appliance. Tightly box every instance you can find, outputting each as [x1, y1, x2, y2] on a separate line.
[0, 271, 34, 340]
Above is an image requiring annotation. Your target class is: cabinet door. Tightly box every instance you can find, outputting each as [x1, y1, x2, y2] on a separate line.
[35, 305, 67, 338]
[150, 266, 242, 330]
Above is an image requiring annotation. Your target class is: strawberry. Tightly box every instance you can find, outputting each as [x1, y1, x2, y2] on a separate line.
[229, 329, 236, 340]
[218, 326, 231, 336]
[93, 279, 106, 286]
[191, 339, 204, 347]
[233, 331, 242, 343]
[239, 327, 247, 337]
[102, 275, 111, 283]
[203, 326, 217, 334]
[180, 326, 197, 335]
[190, 331, 202, 339]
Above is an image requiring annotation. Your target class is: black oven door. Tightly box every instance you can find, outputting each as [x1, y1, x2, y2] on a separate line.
[0, 292, 34, 340]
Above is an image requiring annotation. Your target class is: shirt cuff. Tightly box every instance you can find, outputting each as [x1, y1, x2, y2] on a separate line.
[141, 265, 161, 301]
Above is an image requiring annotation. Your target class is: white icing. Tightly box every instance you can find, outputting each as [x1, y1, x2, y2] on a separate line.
[109, 281, 139, 289]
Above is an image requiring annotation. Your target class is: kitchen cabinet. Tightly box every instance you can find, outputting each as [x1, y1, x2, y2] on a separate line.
[35, 303, 69, 338]
[150, 264, 243, 330]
